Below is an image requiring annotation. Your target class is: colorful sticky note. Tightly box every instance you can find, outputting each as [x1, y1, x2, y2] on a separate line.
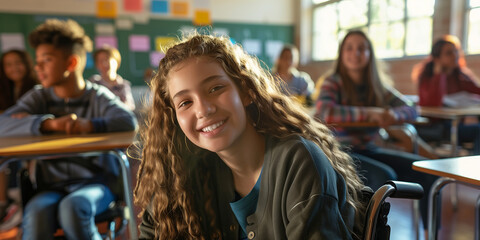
[193, 9, 211, 26]
[151, 0, 169, 14]
[155, 37, 177, 52]
[96, 0, 117, 18]
[95, 36, 118, 49]
[171, 1, 189, 17]
[129, 35, 150, 52]
[85, 52, 94, 69]
[124, 0, 142, 12]
[116, 18, 133, 30]
[266, 40, 284, 63]
[150, 51, 165, 67]
[242, 39, 262, 56]
[95, 23, 115, 35]
[0, 33, 25, 52]
[213, 28, 229, 37]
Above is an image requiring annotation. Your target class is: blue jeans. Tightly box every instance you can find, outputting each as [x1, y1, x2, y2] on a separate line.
[22, 184, 115, 240]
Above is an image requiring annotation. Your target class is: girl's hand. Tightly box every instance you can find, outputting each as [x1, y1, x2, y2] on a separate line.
[366, 108, 396, 128]
[381, 109, 397, 127]
[433, 60, 454, 75]
[433, 61, 443, 75]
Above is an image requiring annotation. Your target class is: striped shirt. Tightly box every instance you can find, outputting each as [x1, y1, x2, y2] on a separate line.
[314, 74, 417, 149]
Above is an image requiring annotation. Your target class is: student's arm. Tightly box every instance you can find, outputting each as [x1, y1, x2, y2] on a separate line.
[385, 87, 418, 123]
[314, 76, 369, 123]
[0, 89, 54, 137]
[418, 74, 446, 107]
[89, 86, 138, 133]
[459, 71, 480, 95]
[40, 114, 93, 134]
[283, 139, 354, 239]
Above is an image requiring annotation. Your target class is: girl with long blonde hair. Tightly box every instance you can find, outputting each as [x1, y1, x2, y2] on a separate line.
[135, 33, 365, 239]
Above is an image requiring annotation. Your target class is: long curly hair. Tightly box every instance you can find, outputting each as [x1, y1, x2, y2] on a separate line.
[0, 49, 37, 111]
[134, 33, 365, 239]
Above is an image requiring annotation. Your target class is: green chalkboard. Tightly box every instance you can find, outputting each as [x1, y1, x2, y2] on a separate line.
[0, 12, 293, 86]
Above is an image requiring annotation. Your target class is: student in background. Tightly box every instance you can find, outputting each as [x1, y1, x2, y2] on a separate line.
[0, 49, 38, 231]
[0, 49, 37, 111]
[272, 44, 314, 106]
[0, 19, 137, 239]
[89, 45, 136, 110]
[412, 35, 480, 154]
[135, 34, 366, 239]
[314, 30, 434, 230]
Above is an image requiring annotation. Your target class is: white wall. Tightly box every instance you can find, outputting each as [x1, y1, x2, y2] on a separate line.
[0, 0, 294, 25]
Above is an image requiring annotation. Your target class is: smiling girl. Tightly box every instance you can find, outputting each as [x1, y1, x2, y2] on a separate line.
[135, 34, 366, 239]
[0, 49, 37, 111]
[314, 30, 435, 233]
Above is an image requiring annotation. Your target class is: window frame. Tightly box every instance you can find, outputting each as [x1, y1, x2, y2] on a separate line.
[310, 0, 435, 61]
[464, 0, 480, 54]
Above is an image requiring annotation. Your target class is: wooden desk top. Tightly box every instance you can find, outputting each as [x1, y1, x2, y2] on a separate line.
[412, 156, 480, 186]
[327, 117, 429, 128]
[0, 131, 136, 157]
[418, 106, 480, 119]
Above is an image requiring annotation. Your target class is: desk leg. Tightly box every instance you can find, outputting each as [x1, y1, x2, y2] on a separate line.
[450, 118, 459, 157]
[450, 118, 460, 211]
[476, 194, 480, 240]
[428, 177, 455, 240]
[112, 150, 138, 240]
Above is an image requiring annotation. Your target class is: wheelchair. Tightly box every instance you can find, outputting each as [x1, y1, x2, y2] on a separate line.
[359, 180, 424, 240]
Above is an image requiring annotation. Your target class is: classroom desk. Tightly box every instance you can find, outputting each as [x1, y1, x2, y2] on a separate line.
[412, 156, 480, 240]
[0, 131, 138, 240]
[418, 106, 480, 157]
[328, 117, 428, 155]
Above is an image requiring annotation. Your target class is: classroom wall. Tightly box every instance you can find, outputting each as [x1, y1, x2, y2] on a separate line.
[0, 0, 295, 86]
[0, 0, 294, 24]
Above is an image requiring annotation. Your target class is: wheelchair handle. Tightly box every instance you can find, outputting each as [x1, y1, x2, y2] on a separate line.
[385, 180, 424, 199]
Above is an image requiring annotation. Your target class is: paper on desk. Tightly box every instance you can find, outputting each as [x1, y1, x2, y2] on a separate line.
[443, 91, 480, 108]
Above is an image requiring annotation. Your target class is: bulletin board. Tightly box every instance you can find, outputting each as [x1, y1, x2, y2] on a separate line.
[0, 12, 293, 86]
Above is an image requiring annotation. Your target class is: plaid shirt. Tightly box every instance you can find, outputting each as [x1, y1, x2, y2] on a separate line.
[314, 74, 417, 149]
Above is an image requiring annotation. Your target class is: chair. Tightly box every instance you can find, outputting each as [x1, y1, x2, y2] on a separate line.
[360, 180, 424, 240]
[18, 154, 128, 240]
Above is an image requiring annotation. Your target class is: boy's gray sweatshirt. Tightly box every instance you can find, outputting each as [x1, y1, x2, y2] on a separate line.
[0, 81, 138, 193]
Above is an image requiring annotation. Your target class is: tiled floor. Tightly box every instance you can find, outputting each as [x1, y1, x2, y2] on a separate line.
[389, 183, 479, 240]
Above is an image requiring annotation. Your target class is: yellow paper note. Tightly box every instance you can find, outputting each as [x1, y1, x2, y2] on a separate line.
[172, 1, 189, 17]
[155, 37, 177, 52]
[193, 9, 211, 26]
[97, 0, 118, 18]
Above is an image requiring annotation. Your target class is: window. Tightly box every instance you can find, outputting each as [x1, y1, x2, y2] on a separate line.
[311, 0, 435, 60]
[466, 0, 480, 54]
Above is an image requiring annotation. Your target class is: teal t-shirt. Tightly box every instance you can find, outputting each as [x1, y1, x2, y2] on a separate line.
[229, 170, 262, 239]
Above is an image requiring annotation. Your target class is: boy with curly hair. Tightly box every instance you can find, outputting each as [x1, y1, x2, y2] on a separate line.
[0, 19, 137, 239]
